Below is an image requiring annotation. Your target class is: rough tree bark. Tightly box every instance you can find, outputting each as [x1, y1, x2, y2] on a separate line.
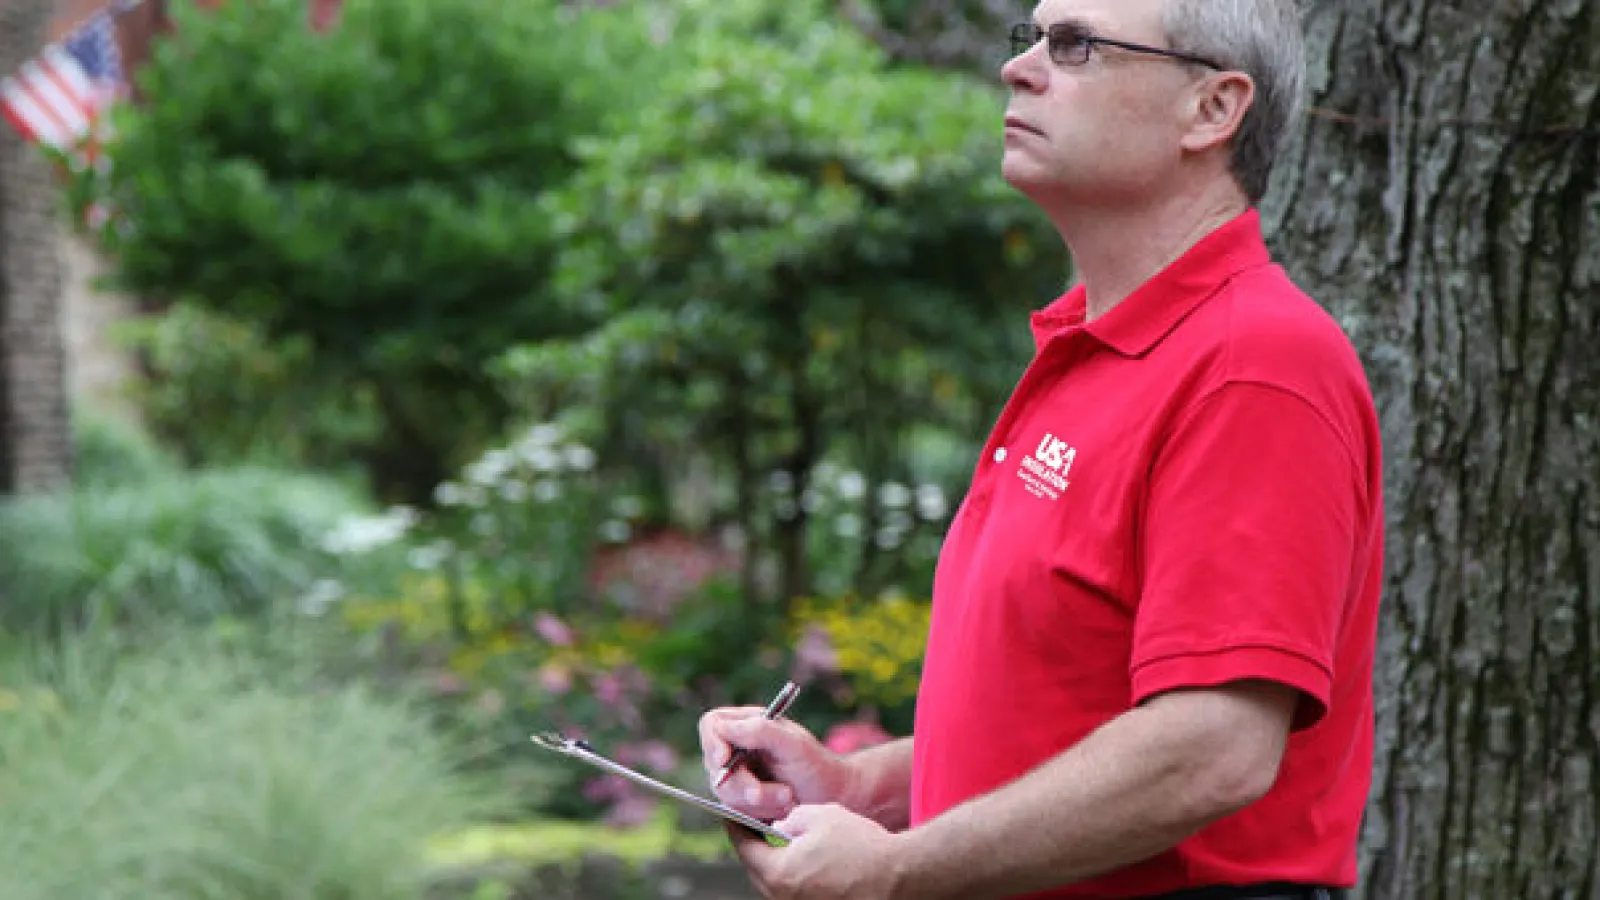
[0, 0, 73, 493]
[1264, 2, 1600, 898]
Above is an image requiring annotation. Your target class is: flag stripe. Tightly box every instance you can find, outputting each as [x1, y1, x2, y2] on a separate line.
[1, 77, 70, 148]
[41, 46, 98, 114]
[0, 85, 43, 144]
[17, 60, 93, 138]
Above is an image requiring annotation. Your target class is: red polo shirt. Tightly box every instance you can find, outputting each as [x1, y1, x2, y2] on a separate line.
[909, 208, 1384, 897]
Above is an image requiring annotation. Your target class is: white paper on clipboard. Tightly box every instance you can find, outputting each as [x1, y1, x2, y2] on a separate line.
[531, 732, 793, 844]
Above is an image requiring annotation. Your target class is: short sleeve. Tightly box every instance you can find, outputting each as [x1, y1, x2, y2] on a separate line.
[1130, 381, 1364, 731]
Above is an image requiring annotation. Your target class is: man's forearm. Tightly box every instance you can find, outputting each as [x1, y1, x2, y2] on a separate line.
[840, 737, 915, 831]
[891, 692, 1285, 900]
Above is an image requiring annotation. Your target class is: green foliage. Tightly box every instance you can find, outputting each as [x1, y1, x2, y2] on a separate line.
[0, 628, 507, 900]
[0, 468, 369, 633]
[789, 590, 930, 733]
[499, 0, 1066, 602]
[325, 420, 749, 822]
[84, 0, 594, 500]
[113, 301, 382, 473]
[71, 411, 178, 488]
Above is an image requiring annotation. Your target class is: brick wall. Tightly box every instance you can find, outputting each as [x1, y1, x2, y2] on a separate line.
[1, 0, 73, 493]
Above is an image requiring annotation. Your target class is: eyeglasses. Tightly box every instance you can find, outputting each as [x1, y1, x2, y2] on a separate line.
[1010, 22, 1224, 70]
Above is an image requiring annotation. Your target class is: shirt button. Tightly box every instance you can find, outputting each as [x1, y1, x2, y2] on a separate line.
[993, 447, 1007, 463]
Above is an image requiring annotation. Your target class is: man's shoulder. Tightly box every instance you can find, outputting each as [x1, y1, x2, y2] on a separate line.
[1205, 265, 1371, 397]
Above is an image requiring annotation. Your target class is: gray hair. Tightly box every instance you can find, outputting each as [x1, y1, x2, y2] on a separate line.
[1163, 0, 1307, 202]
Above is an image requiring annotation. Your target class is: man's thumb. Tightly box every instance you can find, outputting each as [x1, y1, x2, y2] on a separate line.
[726, 715, 772, 746]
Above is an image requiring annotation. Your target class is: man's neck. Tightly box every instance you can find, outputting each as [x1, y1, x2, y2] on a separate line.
[1052, 183, 1250, 322]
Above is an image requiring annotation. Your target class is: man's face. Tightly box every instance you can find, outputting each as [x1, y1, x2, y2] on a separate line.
[1000, 0, 1197, 207]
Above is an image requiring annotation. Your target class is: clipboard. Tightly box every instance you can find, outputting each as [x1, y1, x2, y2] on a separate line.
[531, 732, 793, 844]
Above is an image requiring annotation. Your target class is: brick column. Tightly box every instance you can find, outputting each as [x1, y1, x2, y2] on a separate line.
[0, 0, 74, 493]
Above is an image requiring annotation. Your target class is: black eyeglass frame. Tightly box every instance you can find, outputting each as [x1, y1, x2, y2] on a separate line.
[1010, 22, 1225, 71]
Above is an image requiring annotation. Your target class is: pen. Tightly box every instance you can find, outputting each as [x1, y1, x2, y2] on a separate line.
[716, 680, 802, 788]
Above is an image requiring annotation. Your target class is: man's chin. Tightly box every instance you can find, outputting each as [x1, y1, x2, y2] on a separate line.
[1001, 158, 1059, 198]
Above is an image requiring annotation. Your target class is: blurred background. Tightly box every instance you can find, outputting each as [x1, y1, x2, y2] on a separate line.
[0, 0, 1596, 898]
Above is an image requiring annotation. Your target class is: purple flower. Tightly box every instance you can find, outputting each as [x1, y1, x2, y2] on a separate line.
[534, 612, 575, 647]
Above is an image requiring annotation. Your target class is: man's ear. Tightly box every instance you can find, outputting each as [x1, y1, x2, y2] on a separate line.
[1179, 71, 1255, 153]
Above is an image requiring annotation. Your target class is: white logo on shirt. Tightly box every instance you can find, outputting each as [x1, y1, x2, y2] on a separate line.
[1018, 431, 1075, 500]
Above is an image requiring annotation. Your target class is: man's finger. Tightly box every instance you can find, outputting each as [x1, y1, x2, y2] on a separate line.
[774, 802, 853, 840]
[698, 706, 766, 772]
[726, 822, 781, 900]
[727, 820, 780, 866]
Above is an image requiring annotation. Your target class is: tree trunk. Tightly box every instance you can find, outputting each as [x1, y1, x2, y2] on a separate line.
[0, 0, 73, 494]
[1267, 2, 1600, 897]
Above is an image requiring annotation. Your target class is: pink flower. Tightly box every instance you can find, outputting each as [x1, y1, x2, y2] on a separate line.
[594, 670, 626, 705]
[583, 773, 631, 803]
[617, 739, 678, 775]
[533, 612, 576, 647]
[824, 719, 892, 755]
[537, 662, 572, 696]
[792, 626, 838, 682]
[605, 793, 657, 829]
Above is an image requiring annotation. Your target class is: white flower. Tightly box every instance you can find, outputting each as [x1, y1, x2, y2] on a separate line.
[525, 422, 564, 446]
[915, 484, 948, 521]
[533, 480, 561, 503]
[319, 507, 416, 555]
[564, 444, 597, 472]
[767, 470, 794, 494]
[800, 488, 822, 513]
[834, 513, 861, 538]
[407, 539, 454, 571]
[520, 445, 562, 472]
[836, 471, 866, 500]
[499, 480, 529, 502]
[296, 579, 345, 617]
[598, 520, 632, 543]
[471, 513, 497, 536]
[878, 481, 911, 509]
[434, 481, 466, 506]
[875, 528, 903, 550]
[465, 449, 514, 486]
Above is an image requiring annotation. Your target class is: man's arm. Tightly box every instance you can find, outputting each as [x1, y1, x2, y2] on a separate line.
[840, 737, 915, 831]
[889, 680, 1298, 900]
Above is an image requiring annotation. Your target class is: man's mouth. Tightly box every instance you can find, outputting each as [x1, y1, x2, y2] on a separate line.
[1004, 115, 1043, 136]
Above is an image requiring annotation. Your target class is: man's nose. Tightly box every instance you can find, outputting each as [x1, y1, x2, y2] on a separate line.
[1001, 43, 1048, 92]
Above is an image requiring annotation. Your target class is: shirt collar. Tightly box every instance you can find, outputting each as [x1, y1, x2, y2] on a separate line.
[1029, 208, 1272, 357]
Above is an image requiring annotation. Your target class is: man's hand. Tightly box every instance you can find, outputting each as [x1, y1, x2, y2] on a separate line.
[699, 707, 854, 822]
[730, 804, 904, 900]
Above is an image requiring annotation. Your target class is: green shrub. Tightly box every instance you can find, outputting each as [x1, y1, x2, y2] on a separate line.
[0, 468, 370, 633]
[113, 301, 383, 475]
[0, 628, 509, 900]
[71, 410, 178, 488]
[82, 0, 595, 502]
[500, 0, 1066, 606]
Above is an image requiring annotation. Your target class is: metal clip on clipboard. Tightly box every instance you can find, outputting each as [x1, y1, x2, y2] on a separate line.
[530, 732, 793, 844]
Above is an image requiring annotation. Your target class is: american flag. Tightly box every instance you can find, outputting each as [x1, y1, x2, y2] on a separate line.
[1, 8, 127, 158]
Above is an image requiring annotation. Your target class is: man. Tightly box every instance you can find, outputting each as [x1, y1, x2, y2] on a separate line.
[699, 0, 1383, 897]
